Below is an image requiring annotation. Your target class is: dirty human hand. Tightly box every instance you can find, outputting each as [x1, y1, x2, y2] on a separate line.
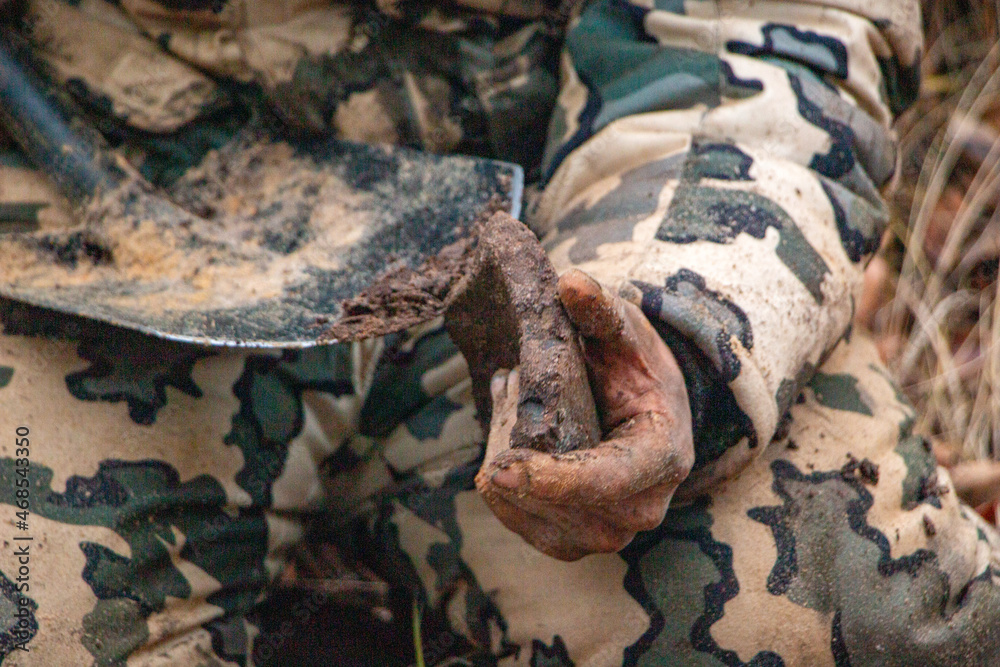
[476, 269, 694, 561]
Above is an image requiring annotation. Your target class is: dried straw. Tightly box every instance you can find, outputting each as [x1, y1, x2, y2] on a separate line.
[881, 0, 1000, 460]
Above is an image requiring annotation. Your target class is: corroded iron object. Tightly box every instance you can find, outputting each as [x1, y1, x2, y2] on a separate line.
[446, 212, 600, 454]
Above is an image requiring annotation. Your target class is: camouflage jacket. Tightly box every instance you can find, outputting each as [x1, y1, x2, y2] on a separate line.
[3, 0, 922, 490]
[3, 2, 973, 667]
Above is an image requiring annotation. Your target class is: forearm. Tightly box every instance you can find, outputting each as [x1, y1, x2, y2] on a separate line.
[534, 0, 921, 491]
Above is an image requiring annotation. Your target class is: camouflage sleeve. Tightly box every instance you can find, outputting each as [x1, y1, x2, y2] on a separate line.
[532, 0, 922, 493]
[17, 0, 562, 180]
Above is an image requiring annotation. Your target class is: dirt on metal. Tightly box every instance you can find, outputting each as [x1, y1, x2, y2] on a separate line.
[1, 138, 368, 314]
[319, 195, 510, 341]
[319, 235, 475, 341]
[0, 132, 520, 344]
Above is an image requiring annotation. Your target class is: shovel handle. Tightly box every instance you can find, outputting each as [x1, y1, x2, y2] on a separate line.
[0, 30, 121, 205]
[445, 212, 600, 454]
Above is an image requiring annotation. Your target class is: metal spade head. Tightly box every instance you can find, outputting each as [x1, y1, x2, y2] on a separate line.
[0, 133, 521, 347]
[0, 33, 521, 347]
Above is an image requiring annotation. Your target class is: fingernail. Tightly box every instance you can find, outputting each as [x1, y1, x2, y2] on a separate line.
[490, 370, 508, 399]
[492, 464, 528, 491]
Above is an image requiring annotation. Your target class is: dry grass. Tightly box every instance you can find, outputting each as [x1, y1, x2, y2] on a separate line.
[875, 0, 1000, 460]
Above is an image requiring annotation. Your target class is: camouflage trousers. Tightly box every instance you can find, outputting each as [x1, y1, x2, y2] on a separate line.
[1, 308, 999, 666]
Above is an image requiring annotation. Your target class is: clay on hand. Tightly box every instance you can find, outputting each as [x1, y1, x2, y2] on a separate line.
[476, 269, 695, 561]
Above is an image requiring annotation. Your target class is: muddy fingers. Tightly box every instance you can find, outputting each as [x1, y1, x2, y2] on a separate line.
[558, 269, 691, 434]
[479, 271, 695, 561]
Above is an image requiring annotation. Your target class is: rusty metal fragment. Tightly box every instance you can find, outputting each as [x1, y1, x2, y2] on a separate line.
[446, 212, 600, 454]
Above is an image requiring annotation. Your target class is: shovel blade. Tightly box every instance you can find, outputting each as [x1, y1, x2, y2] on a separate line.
[0, 135, 522, 347]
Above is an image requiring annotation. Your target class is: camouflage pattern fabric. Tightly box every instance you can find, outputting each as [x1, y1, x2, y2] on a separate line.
[380, 333, 1000, 666]
[15, 0, 562, 181]
[4, 307, 1000, 665]
[0, 303, 479, 666]
[6, 0, 998, 665]
[534, 0, 922, 495]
